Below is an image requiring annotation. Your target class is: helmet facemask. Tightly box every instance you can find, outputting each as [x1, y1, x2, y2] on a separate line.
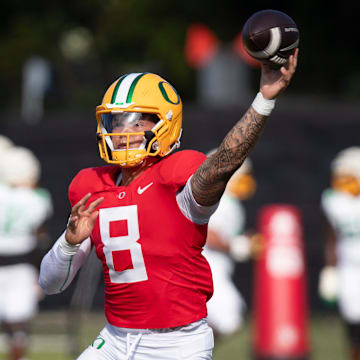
[331, 174, 360, 197]
[97, 112, 165, 168]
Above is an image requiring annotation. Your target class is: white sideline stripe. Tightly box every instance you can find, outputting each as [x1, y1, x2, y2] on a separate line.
[0, 334, 68, 352]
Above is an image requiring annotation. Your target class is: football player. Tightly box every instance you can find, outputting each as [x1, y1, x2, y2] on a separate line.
[320, 147, 360, 360]
[0, 146, 53, 360]
[39, 50, 298, 360]
[203, 156, 256, 338]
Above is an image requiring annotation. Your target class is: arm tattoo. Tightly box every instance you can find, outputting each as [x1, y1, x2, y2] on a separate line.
[191, 107, 267, 206]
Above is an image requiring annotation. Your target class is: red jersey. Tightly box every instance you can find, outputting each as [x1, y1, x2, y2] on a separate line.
[68, 150, 213, 329]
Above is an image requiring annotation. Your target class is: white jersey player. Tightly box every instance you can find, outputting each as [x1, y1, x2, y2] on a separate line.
[203, 157, 256, 337]
[319, 147, 360, 360]
[0, 146, 53, 360]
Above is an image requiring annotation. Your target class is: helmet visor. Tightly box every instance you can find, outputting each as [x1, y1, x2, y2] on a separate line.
[101, 112, 147, 133]
[100, 112, 159, 152]
[101, 112, 159, 133]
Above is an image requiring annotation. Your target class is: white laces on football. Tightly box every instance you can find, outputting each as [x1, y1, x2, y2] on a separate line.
[125, 333, 142, 360]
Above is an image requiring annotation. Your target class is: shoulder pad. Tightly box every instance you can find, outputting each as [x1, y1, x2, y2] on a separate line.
[68, 166, 119, 206]
[157, 150, 206, 187]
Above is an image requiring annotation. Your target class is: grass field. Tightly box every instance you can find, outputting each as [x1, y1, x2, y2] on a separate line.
[0, 311, 349, 360]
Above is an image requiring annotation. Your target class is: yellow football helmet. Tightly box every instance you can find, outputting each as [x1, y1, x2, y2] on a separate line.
[331, 147, 360, 196]
[96, 72, 183, 167]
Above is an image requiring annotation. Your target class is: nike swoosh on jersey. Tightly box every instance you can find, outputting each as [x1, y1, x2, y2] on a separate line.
[137, 182, 153, 194]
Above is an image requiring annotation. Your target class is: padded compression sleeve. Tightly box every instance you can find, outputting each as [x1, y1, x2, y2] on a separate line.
[38, 231, 92, 294]
[176, 176, 219, 225]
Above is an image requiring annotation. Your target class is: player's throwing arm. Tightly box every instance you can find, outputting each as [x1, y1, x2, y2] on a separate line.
[191, 49, 298, 207]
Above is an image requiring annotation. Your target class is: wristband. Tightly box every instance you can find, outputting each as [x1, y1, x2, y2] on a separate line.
[251, 92, 276, 116]
[59, 232, 81, 256]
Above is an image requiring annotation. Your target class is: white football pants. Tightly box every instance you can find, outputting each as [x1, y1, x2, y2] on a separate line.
[0, 264, 38, 323]
[339, 265, 360, 323]
[77, 318, 214, 360]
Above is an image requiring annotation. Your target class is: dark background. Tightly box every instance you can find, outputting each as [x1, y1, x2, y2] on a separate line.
[1, 0, 360, 313]
[1, 1, 360, 106]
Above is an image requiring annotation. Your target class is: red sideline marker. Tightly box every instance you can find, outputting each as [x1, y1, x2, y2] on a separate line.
[253, 204, 309, 360]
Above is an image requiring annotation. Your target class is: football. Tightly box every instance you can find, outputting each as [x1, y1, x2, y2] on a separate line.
[242, 9, 299, 67]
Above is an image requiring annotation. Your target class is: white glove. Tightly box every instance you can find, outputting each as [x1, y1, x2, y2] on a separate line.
[319, 266, 338, 302]
[229, 235, 251, 262]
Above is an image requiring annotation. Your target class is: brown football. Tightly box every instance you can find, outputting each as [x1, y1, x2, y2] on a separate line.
[242, 9, 299, 67]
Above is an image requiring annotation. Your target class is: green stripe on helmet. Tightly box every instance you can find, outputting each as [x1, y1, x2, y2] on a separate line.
[111, 74, 127, 104]
[126, 73, 147, 103]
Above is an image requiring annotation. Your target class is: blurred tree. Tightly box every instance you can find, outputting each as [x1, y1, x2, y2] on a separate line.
[0, 0, 359, 112]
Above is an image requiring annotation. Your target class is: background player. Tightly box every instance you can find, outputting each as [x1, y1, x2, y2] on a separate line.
[0, 146, 53, 360]
[39, 50, 298, 360]
[203, 156, 256, 339]
[319, 146, 360, 360]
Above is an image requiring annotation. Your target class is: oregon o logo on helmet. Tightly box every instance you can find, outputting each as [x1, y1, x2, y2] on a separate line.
[158, 81, 180, 105]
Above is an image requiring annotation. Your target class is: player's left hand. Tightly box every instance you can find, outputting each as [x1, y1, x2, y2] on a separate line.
[260, 48, 298, 100]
